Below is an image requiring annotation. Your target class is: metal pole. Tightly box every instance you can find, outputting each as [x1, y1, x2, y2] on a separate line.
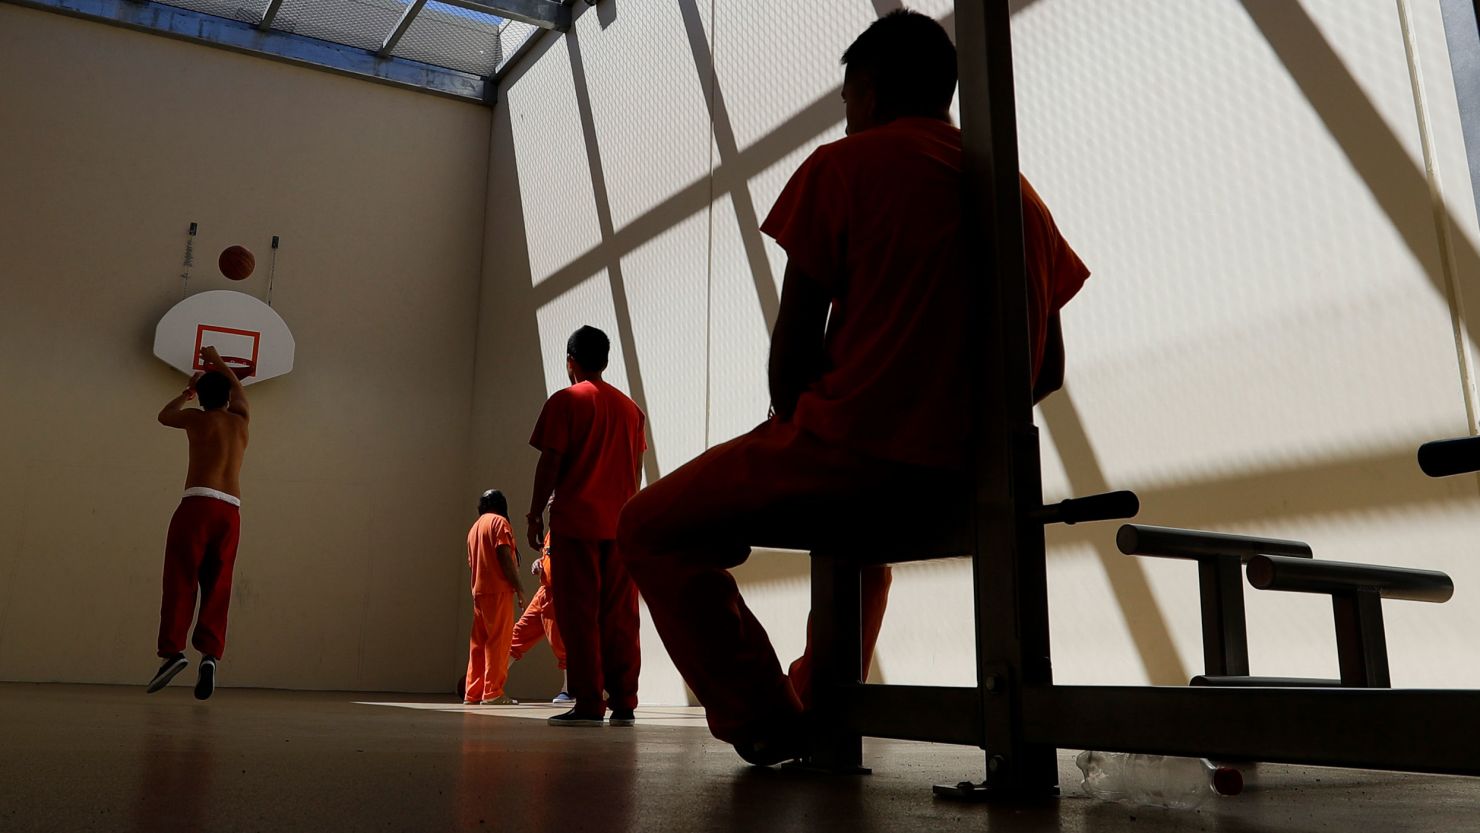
[938, 0, 1058, 799]
[379, 0, 428, 57]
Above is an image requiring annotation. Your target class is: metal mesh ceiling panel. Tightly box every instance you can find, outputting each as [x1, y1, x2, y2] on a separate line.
[269, 0, 409, 52]
[155, 0, 268, 24]
[494, 20, 538, 72]
[391, 1, 504, 77]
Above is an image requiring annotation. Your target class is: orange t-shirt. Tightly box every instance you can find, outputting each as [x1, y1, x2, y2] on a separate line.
[760, 116, 1090, 469]
[467, 512, 518, 596]
[529, 380, 647, 540]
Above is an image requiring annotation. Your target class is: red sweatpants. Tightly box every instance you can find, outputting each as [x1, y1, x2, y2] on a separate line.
[510, 586, 566, 669]
[158, 496, 241, 659]
[549, 536, 640, 715]
[617, 418, 949, 744]
[466, 591, 516, 701]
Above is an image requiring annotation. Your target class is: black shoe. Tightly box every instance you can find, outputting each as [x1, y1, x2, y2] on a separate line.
[734, 732, 809, 767]
[147, 654, 188, 694]
[609, 709, 636, 727]
[547, 709, 605, 727]
[194, 656, 217, 701]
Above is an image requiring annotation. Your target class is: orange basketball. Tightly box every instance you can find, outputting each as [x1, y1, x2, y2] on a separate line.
[219, 245, 255, 281]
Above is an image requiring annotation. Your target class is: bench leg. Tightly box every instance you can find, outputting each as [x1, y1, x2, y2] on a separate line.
[792, 550, 869, 774]
[1198, 556, 1251, 678]
[1334, 589, 1391, 688]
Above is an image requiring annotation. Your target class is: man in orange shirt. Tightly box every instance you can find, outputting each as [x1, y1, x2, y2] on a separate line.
[508, 532, 571, 703]
[528, 326, 647, 726]
[464, 489, 525, 706]
[619, 11, 1090, 763]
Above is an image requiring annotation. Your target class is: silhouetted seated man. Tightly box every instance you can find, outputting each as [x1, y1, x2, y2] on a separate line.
[618, 10, 1090, 765]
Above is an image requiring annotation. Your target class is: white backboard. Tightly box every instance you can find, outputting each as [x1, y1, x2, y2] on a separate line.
[153, 290, 295, 386]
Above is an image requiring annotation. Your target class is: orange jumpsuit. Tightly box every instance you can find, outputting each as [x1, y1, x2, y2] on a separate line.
[465, 512, 519, 702]
[510, 539, 566, 668]
[529, 379, 646, 717]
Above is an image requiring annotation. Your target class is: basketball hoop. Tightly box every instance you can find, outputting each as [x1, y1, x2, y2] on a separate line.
[154, 290, 295, 386]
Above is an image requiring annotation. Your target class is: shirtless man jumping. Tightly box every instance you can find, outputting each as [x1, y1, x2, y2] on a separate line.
[147, 346, 250, 700]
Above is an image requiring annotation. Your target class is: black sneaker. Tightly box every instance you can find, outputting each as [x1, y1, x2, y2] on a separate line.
[609, 709, 636, 727]
[194, 656, 217, 701]
[147, 654, 188, 693]
[547, 709, 605, 727]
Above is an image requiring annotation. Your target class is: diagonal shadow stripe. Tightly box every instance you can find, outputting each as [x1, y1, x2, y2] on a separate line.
[566, 30, 661, 487]
[522, 2, 1071, 316]
[676, 0, 780, 330]
[1038, 387, 1190, 685]
[1239, 0, 1480, 330]
[871, 0, 904, 19]
[528, 8, 995, 312]
[527, 77, 842, 311]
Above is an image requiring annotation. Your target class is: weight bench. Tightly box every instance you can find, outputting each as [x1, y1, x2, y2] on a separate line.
[1118, 524, 1454, 688]
[777, 487, 1140, 775]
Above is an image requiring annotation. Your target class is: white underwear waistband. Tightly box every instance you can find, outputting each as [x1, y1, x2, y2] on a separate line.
[183, 486, 241, 507]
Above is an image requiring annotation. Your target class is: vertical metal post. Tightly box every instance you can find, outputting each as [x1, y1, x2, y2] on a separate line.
[937, 0, 1058, 799]
[1333, 590, 1391, 687]
[1198, 558, 1251, 677]
[805, 552, 867, 773]
[1439, 0, 1480, 243]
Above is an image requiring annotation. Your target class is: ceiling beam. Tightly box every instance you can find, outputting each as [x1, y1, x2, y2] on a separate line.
[257, 0, 284, 30]
[379, 0, 427, 57]
[4, 0, 489, 102]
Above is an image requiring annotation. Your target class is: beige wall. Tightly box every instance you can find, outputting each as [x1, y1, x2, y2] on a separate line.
[478, 0, 1480, 705]
[0, 4, 491, 692]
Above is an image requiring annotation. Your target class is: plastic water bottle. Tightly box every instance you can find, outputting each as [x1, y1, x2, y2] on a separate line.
[1075, 750, 1243, 810]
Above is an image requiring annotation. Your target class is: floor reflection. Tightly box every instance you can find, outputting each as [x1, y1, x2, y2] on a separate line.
[133, 703, 215, 832]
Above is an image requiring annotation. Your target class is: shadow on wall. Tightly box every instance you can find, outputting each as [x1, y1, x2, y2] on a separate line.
[564, 27, 661, 487]
[1239, 0, 1480, 344]
[596, 0, 617, 30]
[514, 0, 1187, 686]
[467, 101, 568, 702]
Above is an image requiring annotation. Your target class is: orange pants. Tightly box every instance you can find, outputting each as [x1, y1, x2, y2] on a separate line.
[510, 586, 566, 669]
[618, 418, 951, 744]
[465, 591, 515, 702]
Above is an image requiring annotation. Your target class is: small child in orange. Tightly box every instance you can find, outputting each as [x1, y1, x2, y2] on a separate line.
[509, 532, 572, 703]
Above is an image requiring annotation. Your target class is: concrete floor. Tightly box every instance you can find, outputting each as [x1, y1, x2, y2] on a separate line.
[2, 684, 1478, 832]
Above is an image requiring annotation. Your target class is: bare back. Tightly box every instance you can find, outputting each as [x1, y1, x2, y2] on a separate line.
[184, 409, 249, 498]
